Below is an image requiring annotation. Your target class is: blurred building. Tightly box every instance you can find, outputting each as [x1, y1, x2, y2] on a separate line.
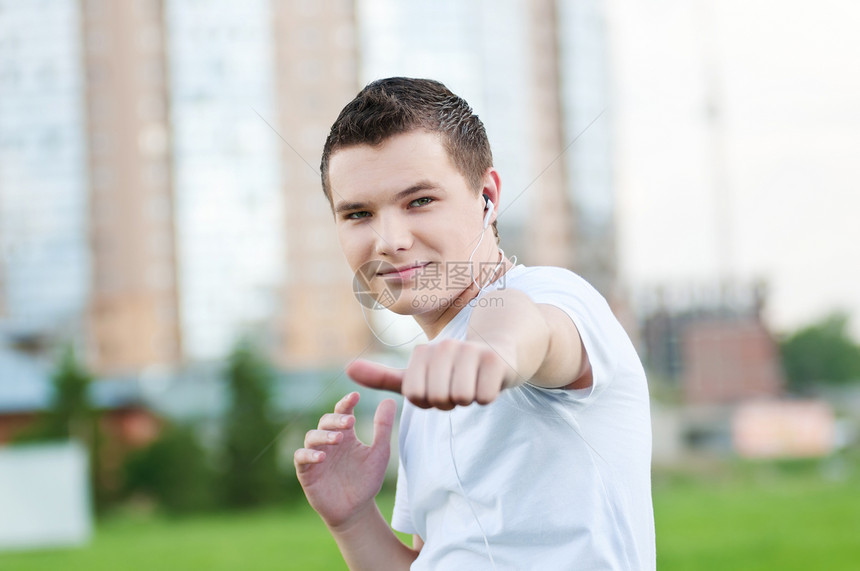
[732, 400, 836, 459]
[81, 0, 181, 372]
[525, 0, 616, 298]
[640, 283, 793, 459]
[271, 0, 369, 369]
[0, 0, 91, 342]
[1, 0, 619, 379]
[358, 0, 617, 296]
[524, 0, 576, 270]
[681, 317, 783, 404]
[1, 0, 367, 376]
[641, 282, 785, 405]
[357, 0, 533, 266]
[556, 0, 615, 297]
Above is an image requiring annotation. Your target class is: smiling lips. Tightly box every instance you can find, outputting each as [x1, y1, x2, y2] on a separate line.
[378, 262, 430, 280]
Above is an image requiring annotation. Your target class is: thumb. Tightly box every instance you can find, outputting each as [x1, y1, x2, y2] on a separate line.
[347, 359, 405, 393]
[371, 398, 396, 455]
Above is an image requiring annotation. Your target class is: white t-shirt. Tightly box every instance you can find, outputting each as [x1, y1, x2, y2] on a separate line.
[391, 265, 655, 570]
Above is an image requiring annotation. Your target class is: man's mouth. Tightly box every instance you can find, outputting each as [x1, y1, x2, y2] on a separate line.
[377, 262, 431, 279]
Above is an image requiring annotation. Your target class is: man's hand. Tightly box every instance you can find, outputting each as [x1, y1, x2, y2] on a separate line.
[294, 392, 396, 529]
[347, 339, 520, 410]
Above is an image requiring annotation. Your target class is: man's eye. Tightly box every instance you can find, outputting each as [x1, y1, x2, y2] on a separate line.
[345, 211, 371, 220]
[410, 197, 434, 207]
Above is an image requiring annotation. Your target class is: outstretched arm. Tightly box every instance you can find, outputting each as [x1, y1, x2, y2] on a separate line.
[468, 288, 591, 390]
[294, 392, 418, 570]
[347, 288, 591, 409]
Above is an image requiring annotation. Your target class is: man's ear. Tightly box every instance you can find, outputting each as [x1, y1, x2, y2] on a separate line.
[481, 167, 501, 224]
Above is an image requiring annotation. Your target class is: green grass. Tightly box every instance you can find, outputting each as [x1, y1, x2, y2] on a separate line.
[1, 464, 859, 570]
[0, 503, 344, 571]
[654, 460, 860, 570]
[0, 494, 407, 571]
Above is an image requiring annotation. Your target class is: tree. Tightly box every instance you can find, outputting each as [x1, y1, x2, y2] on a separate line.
[15, 344, 95, 443]
[43, 345, 95, 439]
[220, 339, 283, 508]
[122, 423, 215, 514]
[779, 312, 860, 389]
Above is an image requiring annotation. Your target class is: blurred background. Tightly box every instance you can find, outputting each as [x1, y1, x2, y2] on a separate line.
[1, 0, 859, 569]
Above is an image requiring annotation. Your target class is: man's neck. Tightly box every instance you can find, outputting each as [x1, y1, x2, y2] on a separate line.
[414, 254, 514, 340]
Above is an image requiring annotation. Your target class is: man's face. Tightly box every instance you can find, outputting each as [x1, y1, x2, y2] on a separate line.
[328, 130, 493, 317]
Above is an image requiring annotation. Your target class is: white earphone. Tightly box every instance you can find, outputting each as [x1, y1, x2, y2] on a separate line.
[482, 194, 494, 229]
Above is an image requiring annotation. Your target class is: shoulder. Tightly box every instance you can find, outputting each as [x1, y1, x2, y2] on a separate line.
[501, 265, 607, 307]
[506, 264, 593, 287]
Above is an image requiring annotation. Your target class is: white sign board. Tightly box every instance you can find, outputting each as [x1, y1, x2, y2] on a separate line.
[0, 441, 93, 551]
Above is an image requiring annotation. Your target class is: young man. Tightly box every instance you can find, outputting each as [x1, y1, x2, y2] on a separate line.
[294, 78, 655, 570]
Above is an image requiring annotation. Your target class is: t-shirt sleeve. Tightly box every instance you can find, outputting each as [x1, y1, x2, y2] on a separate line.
[390, 457, 416, 534]
[504, 266, 620, 402]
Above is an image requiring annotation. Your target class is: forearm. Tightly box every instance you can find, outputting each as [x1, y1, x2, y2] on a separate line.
[328, 500, 418, 571]
[466, 289, 551, 387]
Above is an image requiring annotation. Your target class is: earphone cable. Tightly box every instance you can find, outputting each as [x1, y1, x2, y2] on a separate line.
[449, 412, 498, 570]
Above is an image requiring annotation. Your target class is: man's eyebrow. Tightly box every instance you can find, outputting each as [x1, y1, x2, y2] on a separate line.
[333, 181, 440, 214]
[393, 181, 439, 201]
[334, 200, 368, 214]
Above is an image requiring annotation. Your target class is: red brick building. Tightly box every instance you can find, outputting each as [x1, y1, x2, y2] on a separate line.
[682, 318, 784, 405]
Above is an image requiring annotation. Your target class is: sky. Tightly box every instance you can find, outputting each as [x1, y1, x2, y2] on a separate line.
[608, 0, 860, 337]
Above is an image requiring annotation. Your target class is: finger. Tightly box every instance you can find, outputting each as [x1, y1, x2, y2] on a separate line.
[426, 343, 457, 410]
[402, 346, 430, 407]
[371, 399, 397, 456]
[334, 391, 359, 415]
[318, 412, 355, 430]
[347, 360, 405, 393]
[294, 447, 325, 468]
[476, 353, 507, 405]
[304, 429, 343, 448]
[450, 348, 480, 406]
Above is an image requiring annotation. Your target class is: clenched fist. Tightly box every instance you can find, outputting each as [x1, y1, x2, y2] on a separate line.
[347, 339, 520, 410]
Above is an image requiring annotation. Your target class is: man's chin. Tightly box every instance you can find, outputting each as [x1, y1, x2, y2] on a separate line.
[380, 298, 422, 315]
[382, 293, 460, 316]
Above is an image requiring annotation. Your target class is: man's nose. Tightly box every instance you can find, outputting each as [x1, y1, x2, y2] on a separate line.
[373, 213, 413, 255]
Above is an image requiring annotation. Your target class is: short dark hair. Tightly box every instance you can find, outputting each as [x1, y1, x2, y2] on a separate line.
[321, 77, 498, 239]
